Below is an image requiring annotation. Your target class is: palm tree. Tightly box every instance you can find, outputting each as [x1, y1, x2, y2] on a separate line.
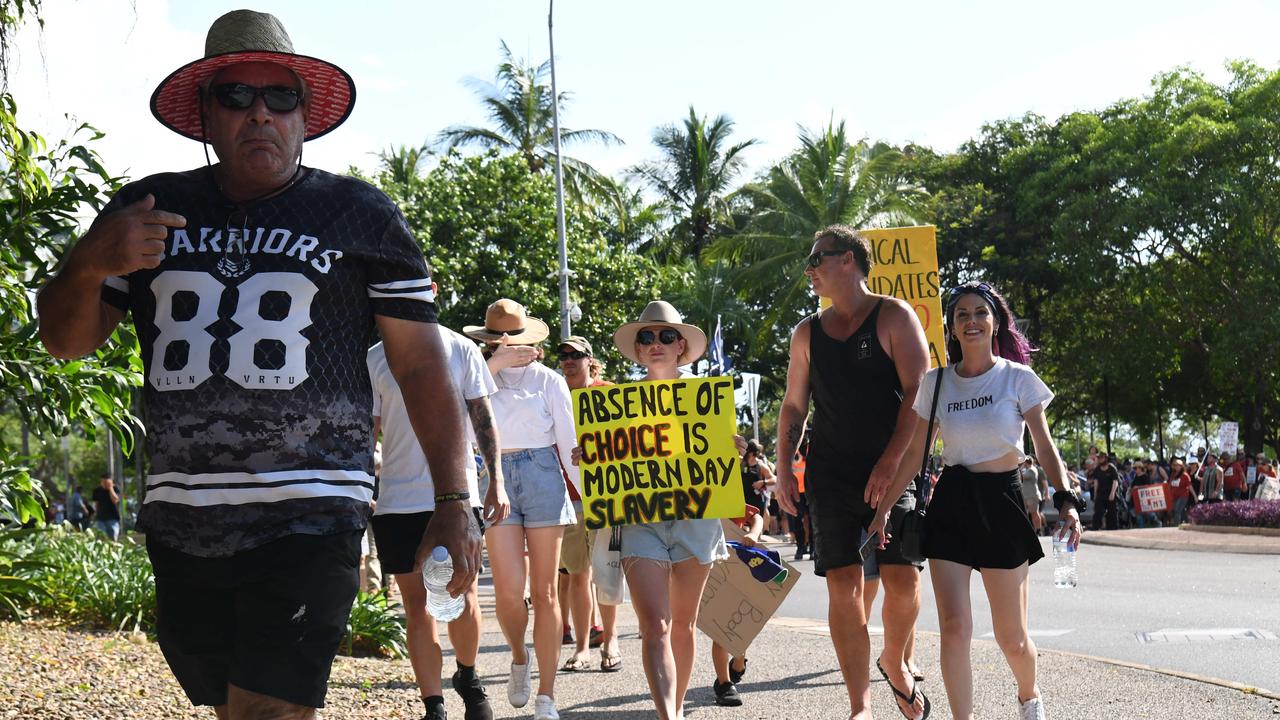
[375, 142, 432, 186]
[708, 119, 922, 346]
[439, 41, 621, 201]
[629, 107, 757, 261]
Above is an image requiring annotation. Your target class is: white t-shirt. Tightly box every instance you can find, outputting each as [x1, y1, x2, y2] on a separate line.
[368, 329, 495, 514]
[913, 357, 1054, 467]
[491, 362, 580, 495]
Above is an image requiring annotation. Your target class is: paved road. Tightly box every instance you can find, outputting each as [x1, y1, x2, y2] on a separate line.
[775, 537, 1280, 692]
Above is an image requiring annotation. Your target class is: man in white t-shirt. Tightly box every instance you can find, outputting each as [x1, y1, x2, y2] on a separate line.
[368, 292, 511, 720]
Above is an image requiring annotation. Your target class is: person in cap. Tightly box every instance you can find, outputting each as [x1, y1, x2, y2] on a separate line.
[774, 225, 932, 720]
[36, 10, 480, 718]
[602, 300, 730, 720]
[554, 336, 623, 674]
[465, 299, 576, 720]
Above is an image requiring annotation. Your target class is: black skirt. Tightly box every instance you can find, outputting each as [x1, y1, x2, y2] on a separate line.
[923, 465, 1044, 570]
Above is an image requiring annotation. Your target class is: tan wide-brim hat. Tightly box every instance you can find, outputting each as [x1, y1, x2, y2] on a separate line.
[463, 299, 550, 345]
[613, 300, 707, 366]
[150, 10, 356, 142]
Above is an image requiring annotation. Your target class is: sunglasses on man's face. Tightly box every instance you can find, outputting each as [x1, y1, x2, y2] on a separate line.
[211, 83, 302, 113]
[558, 351, 588, 361]
[806, 249, 847, 268]
[637, 328, 680, 346]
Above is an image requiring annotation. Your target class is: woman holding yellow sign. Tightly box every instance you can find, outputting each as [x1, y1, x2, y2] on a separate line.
[605, 300, 730, 720]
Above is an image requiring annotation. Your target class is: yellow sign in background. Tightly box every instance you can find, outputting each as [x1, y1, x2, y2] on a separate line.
[820, 225, 947, 368]
[571, 377, 744, 529]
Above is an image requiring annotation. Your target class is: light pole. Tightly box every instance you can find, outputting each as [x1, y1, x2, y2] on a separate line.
[548, 0, 572, 340]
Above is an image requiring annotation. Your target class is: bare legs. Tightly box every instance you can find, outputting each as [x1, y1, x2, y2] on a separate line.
[486, 524, 565, 698]
[930, 558, 1037, 720]
[626, 557, 712, 720]
[878, 564, 925, 717]
[823, 564, 872, 720]
[393, 571, 482, 699]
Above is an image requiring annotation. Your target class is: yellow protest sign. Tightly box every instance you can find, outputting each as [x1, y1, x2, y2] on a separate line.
[819, 225, 947, 368]
[571, 377, 744, 529]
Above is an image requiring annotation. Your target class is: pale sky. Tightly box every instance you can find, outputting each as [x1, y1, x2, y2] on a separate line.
[10, 0, 1280, 186]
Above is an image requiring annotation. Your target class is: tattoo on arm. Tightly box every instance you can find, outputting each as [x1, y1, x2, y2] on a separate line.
[784, 422, 802, 454]
[466, 397, 501, 481]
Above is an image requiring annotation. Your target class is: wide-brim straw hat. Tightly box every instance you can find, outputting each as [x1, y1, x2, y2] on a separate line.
[463, 299, 550, 345]
[150, 10, 356, 142]
[613, 300, 707, 366]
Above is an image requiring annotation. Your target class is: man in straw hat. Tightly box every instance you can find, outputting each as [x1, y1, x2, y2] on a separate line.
[37, 10, 480, 719]
[775, 225, 931, 720]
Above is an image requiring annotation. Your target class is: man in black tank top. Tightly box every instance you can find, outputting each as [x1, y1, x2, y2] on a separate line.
[775, 225, 930, 720]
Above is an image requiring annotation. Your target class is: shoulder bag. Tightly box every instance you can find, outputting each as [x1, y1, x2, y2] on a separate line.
[897, 368, 944, 564]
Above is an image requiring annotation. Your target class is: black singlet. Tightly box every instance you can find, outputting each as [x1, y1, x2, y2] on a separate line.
[807, 299, 903, 467]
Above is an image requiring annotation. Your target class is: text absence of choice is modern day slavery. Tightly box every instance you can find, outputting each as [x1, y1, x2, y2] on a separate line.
[573, 377, 740, 529]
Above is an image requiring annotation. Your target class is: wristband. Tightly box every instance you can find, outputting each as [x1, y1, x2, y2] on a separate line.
[1053, 489, 1086, 515]
[434, 491, 471, 504]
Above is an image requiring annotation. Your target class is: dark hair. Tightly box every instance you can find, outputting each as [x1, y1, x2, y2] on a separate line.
[945, 281, 1034, 365]
[813, 225, 872, 276]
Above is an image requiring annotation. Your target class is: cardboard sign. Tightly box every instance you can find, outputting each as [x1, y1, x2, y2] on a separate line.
[862, 226, 947, 369]
[818, 226, 947, 369]
[1218, 422, 1239, 456]
[572, 377, 743, 529]
[697, 519, 800, 657]
[1132, 484, 1171, 514]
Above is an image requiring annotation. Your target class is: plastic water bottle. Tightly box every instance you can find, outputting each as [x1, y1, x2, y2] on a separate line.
[422, 546, 466, 622]
[1052, 524, 1077, 588]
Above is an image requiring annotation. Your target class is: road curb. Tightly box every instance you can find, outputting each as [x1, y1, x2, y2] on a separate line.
[1080, 533, 1280, 554]
[1031, 646, 1280, 701]
[769, 616, 1280, 702]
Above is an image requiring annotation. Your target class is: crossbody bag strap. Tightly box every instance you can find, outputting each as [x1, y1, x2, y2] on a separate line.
[919, 367, 945, 480]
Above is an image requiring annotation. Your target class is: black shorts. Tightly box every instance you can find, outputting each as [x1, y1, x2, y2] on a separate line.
[147, 530, 362, 708]
[806, 454, 922, 577]
[923, 466, 1044, 569]
[371, 508, 484, 575]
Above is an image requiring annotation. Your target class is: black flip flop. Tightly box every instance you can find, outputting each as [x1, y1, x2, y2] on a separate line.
[876, 659, 931, 720]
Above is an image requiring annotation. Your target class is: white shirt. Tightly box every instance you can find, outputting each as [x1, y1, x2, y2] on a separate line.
[368, 329, 495, 514]
[491, 362, 580, 495]
[913, 357, 1054, 467]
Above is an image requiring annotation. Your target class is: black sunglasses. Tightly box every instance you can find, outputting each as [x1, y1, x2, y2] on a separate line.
[947, 281, 994, 299]
[211, 83, 302, 113]
[637, 328, 680, 346]
[558, 350, 589, 361]
[806, 249, 847, 268]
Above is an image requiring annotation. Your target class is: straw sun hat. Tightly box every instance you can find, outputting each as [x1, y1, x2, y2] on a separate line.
[463, 299, 550, 345]
[613, 300, 707, 366]
[150, 9, 356, 142]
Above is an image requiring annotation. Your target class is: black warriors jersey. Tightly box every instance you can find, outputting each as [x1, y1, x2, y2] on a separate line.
[100, 167, 436, 557]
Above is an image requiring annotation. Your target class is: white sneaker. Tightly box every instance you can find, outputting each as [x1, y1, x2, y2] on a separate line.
[533, 694, 560, 720]
[1019, 696, 1046, 720]
[508, 650, 532, 708]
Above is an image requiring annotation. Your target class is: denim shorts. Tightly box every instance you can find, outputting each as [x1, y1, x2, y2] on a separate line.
[619, 518, 729, 566]
[498, 447, 575, 529]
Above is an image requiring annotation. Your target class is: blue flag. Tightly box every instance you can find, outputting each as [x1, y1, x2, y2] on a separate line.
[710, 315, 732, 375]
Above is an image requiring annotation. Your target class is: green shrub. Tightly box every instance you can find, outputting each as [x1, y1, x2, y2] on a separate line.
[339, 588, 407, 659]
[0, 526, 156, 632]
[0, 530, 52, 620]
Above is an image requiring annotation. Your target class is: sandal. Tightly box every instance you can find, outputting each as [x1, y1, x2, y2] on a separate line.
[560, 656, 590, 672]
[876, 659, 930, 720]
[599, 649, 623, 673]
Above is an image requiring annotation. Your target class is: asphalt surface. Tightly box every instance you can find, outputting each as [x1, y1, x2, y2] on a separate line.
[451, 527, 1280, 719]
[775, 535, 1280, 695]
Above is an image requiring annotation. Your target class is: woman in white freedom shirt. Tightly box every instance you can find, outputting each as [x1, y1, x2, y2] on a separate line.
[868, 282, 1083, 720]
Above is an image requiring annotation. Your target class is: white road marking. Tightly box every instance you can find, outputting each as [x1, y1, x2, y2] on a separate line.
[1136, 628, 1277, 644]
